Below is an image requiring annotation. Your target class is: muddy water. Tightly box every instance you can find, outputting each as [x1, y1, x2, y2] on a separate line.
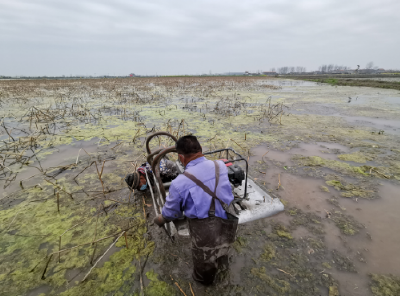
[1, 138, 102, 197]
[251, 142, 348, 166]
[342, 115, 400, 136]
[250, 143, 400, 296]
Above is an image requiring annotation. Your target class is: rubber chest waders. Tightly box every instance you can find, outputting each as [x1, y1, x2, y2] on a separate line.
[183, 161, 239, 285]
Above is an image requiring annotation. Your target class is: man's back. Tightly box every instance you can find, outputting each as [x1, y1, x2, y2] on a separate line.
[162, 156, 234, 220]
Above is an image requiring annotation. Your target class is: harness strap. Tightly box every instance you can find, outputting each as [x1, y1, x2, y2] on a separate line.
[183, 160, 227, 217]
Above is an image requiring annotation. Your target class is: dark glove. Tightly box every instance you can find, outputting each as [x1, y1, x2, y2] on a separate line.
[154, 214, 168, 227]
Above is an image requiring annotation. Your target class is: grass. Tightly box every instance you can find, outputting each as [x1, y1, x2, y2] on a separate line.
[303, 77, 400, 91]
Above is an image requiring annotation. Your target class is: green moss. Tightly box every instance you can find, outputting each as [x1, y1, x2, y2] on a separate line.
[251, 266, 291, 293]
[332, 250, 356, 272]
[325, 180, 372, 199]
[274, 225, 293, 240]
[329, 286, 339, 296]
[320, 186, 330, 192]
[322, 262, 332, 269]
[326, 180, 343, 190]
[280, 199, 288, 206]
[233, 236, 248, 253]
[294, 156, 368, 176]
[370, 274, 400, 296]
[331, 211, 362, 236]
[290, 210, 325, 236]
[144, 270, 176, 296]
[0, 183, 151, 296]
[260, 244, 276, 262]
[338, 151, 373, 163]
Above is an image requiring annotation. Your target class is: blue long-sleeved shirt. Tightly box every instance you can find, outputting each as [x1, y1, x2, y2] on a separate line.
[162, 157, 234, 220]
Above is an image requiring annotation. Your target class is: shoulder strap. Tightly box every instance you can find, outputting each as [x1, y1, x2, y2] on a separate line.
[183, 160, 228, 217]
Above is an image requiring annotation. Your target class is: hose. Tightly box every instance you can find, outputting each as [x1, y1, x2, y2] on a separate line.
[146, 148, 163, 166]
[151, 146, 177, 201]
[145, 132, 178, 155]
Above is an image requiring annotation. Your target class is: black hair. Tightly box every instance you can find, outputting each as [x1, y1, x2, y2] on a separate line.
[175, 135, 202, 155]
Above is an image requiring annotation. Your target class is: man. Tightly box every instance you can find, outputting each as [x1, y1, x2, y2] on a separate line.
[154, 135, 238, 285]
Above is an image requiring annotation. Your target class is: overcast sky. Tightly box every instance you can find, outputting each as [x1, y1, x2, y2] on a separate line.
[1, 0, 399, 76]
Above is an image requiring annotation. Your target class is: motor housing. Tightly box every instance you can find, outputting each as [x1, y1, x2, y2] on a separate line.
[227, 164, 245, 187]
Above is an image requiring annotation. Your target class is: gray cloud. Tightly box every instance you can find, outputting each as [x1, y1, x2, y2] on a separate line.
[0, 0, 399, 75]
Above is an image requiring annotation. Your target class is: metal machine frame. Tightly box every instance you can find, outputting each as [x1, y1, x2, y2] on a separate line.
[144, 132, 284, 238]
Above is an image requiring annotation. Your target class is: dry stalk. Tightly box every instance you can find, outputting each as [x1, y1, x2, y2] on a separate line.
[189, 283, 195, 296]
[94, 161, 106, 194]
[277, 174, 281, 190]
[175, 282, 188, 296]
[81, 231, 125, 282]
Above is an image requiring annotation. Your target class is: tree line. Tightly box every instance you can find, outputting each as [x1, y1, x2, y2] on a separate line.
[271, 67, 307, 74]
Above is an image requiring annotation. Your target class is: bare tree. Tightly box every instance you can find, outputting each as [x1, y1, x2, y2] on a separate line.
[366, 61, 374, 69]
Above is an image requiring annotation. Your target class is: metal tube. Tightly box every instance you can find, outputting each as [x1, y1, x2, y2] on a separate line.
[145, 132, 178, 155]
[145, 170, 158, 216]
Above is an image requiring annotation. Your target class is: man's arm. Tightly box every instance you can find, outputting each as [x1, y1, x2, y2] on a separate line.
[161, 182, 183, 220]
[154, 182, 183, 226]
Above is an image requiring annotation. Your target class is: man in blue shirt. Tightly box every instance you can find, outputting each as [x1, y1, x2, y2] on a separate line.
[154, 135, 238, 285]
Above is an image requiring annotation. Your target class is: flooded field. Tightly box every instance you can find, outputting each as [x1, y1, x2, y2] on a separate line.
[1, 77, 399, 296]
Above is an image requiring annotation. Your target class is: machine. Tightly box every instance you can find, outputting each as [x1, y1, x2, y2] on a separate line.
[145, 132, 285, 238]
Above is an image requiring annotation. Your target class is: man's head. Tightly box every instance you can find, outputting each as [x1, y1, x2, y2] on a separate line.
[175, 135, 203, 166]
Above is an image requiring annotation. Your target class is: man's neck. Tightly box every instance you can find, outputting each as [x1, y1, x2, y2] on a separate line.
[184, 152, 204, 167]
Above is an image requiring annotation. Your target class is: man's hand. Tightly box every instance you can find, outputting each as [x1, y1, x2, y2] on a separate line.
[154, 214, 168, 227]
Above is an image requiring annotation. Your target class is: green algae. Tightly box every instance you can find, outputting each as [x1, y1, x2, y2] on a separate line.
[326, 180, 343, 190]
[329, 285, 339, 296]
[233, 236, 248, 253]
[289, 208, 325, 236]
[274, 225, 293, 240]
[294, 156, 369, 176]
[322, 262, 332, 269]
[320, 185, 330, 192]
[331, 211, 363, 235]
[338, 151, 373, 163]
[332, 250, 356, 272]
[0, 181, 150, 296]
[370, 274, 400, 296]
[144, 270, 176, 296]
[325, 179, 373, 199]
[251, 266, 291, 294]
[260, 243, 276, 262]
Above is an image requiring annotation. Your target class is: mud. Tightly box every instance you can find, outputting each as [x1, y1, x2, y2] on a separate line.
[1, 77, 399, 296]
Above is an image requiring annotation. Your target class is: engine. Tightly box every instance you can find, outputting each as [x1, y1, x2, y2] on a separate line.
[227, 164, 245, 187]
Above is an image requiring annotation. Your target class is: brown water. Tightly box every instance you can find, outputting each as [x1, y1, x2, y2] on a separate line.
[249, 144, 400, 296]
